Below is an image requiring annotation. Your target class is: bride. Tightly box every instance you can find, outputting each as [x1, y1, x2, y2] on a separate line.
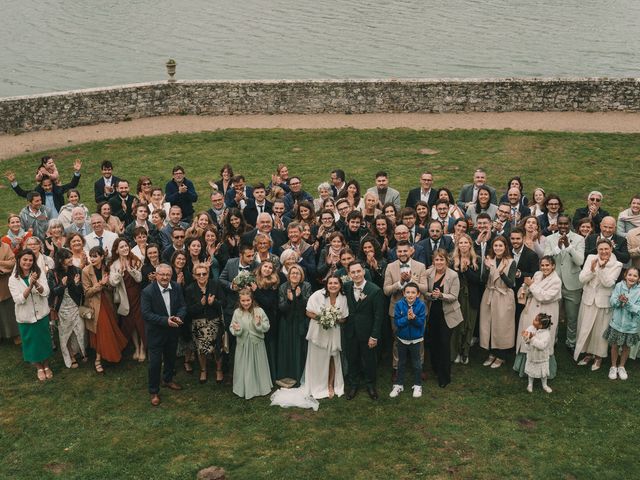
[271, 274, 348, 410]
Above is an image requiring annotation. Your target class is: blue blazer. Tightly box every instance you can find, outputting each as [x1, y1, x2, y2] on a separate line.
[141, 281, 187, 344]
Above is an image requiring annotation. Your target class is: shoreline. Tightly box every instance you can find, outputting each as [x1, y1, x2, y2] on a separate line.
[2, 112, 640, 160]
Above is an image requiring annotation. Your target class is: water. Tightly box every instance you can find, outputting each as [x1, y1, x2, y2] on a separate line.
[1, 0, 639, 98]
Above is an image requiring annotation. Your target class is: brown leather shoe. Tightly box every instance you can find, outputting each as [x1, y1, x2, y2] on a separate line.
[150, 394, 161, 406]
[162, 381, 183, 391]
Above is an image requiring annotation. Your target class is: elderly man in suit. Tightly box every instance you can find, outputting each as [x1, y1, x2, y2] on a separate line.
[572, 191, 610, 234]
[383, 240, 428, 380]
[94, 160, 120, 204]
[65, 207, 93, 236]
[366, 171, 401, 211]
[543, 214, 585, 351]
[344, 260, 384, 400]
[405, 171, 438, 209]
[241, 213, 287, 256]
[584, 216, 629, 265]
[456, 168, 497, 211]
[141, 263, 188, 406]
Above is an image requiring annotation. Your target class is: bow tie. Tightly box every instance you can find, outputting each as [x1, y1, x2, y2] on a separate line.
[400, 262, 410, 268]
[239, 266, 250, 272]
[162, 288, 171, 293]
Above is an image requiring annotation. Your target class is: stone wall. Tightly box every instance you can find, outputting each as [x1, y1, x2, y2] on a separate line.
[1, 77, 640, 134]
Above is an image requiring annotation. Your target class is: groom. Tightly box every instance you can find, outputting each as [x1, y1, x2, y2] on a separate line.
[343, 260, 384, 400]
[141, 263, 187, 406]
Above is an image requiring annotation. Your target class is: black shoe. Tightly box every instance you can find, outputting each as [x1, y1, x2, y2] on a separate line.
[438, 382, 450, 389]
[367, 387, 379, 400]
[346, 387, 358, 400]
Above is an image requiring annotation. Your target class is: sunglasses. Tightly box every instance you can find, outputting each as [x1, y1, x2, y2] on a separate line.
[195, 272, 208, 277]
[589, 198, 602, 202]
[173, 235, 185, 239]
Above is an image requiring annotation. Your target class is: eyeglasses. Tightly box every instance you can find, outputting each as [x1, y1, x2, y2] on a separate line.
[589, 198, 602, 202]
[141, 182, 151, 186]
[289, 182, 301, 186]
[321, 217, 333, 222]
[195, 272, 208, 277]
[173, 235, 185, 239]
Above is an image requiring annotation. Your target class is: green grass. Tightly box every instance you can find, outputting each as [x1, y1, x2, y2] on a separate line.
[1, 129, 640, 479]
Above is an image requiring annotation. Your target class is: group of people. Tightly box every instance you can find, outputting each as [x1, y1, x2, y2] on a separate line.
[1, 158, 639, 407]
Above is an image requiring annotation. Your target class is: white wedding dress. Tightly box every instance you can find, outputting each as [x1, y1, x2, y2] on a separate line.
[270, 290, 349, 411]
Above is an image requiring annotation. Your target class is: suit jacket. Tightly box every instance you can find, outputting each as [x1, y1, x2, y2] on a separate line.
[243, 199, 273, 228]
[65, 222, 93, 236]
[12, 173, 81, 212]
[124, 220, 160, 246]
[405, 187, 438, 209]
[94, 175, 120, 204]
[537, 213, 562, 237]
[456, 183, 497, 210]
[425, 267, 464, 329]
[108, 194, 137, 226]
[512, 245, 539, 292]
[343, 281, 384, 341]
[382, 259, 428, 315]
[572, 207, 610, 234]
[584, 233, 629, 265]
[366, 186, 401, 211]
[225, 186, 254, 208]
[387, 242, 426, 263]
[141, 281, 188, 344]
[415, 235, 455, 267]
[283, 190, 314, 214]
[165, 178, 198, 220]
[241, 228, 287, 256]
[543, 231, 585, 291]
[219, 258, 258, 315]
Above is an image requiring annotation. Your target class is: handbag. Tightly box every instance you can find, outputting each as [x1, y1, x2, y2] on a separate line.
[79, 305, 95, 321]
[516, 285, 528, 305]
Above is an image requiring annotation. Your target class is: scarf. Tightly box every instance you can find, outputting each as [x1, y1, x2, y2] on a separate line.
[5, 229, 27, 251]
[618, 208, 640, 228]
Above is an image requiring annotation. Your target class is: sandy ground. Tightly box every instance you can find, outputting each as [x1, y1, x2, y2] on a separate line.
[2, 111, 640, 160]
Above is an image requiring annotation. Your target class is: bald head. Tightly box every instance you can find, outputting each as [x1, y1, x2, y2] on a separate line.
[600, 216, 616, 237]
[257, 213, 273, 233]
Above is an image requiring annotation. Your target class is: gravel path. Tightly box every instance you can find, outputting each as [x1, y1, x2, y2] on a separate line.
[2, 112, 640, 160]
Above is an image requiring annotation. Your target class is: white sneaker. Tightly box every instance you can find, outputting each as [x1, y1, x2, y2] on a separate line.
[608, 367, 618, 380]
[412, 385, 422, 398]
[618, 367, 628, 380]
[454, 355, 461, 364]
[389, 385, 403, 398]
[482, 355, 496, 367]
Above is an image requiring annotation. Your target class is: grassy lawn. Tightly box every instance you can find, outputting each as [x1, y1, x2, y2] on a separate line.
[1, 129, 640, 479]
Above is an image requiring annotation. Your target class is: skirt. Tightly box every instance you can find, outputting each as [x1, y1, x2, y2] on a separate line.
[603, 326, 640, 347]
[0, 297, 19, 339]
[192, 317, 222, 356]
[18, 315, 53, 363]
[513, 352, 557, 380]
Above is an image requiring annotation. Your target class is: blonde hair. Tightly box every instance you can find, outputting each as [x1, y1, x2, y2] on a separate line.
[452, 233, 479, 270]
[254, 261, 279, 289]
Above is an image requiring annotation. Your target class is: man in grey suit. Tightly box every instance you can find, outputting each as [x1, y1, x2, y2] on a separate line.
[457, 168, 498, 211]
[366, 171, 401, 211]
[65, 207, 93, 236]
[543, 214, 585, 351]
[219, 243, 258, 375]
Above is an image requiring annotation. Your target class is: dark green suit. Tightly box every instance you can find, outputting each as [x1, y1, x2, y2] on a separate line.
[344, 281, 384, 388]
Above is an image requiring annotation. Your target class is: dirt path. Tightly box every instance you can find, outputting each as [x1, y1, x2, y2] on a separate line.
[2, 112, 640, 160]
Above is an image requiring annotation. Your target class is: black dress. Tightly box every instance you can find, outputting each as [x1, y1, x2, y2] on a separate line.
[254, 285, 279, 382]
[428, 275, 451, 388]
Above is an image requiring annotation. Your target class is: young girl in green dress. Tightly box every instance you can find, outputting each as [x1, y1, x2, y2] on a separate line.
[230, 289, 272, 399]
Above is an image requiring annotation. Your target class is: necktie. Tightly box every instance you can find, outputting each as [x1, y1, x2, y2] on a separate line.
[258, 204, 263, 213]
[97, 237, 103, 248]
[410, 230, 414, 244]
[79, 227, 84, 236]
[432, 240, 439, 251]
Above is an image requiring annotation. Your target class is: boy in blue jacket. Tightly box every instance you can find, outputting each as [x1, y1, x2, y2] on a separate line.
[390, 282, 427, 398]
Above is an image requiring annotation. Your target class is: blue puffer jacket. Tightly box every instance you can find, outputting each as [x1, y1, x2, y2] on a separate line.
[394, 297, 426, 341]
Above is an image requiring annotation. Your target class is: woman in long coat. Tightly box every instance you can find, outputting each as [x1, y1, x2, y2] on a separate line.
[574, 239, 623, 370]
[479, 236, 516, 369]
[513, 256, 562, 379]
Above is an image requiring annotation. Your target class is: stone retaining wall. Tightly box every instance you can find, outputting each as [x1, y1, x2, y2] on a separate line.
[1, 78, 639, 134]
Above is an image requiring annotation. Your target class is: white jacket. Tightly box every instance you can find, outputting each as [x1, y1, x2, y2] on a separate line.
[8, 271, 50, 323]
[108, 259, 142, 316]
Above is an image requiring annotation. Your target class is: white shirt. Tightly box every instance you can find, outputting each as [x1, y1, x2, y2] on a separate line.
[420, 189, 432, 203]
[159, 283, 172, 316]
[84, 230, 118, 258]
[353, 280, 367, 301]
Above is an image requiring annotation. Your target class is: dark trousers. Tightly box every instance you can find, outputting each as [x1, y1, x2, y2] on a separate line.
[346, 336, 377, 388]
[147, 329, 179, 394]
[397, 341, 422, 387]
[429, 315, 452, 387]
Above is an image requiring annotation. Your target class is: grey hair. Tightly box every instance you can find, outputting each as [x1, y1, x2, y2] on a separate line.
[588, 191, 603, 200]
[155, 263, 172, 273]
[317, 182, 331, 193]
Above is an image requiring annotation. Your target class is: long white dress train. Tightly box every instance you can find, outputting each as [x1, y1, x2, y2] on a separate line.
[270, 290, 348, 411]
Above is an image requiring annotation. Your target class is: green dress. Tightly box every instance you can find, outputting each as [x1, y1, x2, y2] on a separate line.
[230, 307, 272, 399]
[276, 281, 312, 385]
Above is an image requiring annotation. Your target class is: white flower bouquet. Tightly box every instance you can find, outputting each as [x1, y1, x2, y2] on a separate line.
[316, 305, 342, 330]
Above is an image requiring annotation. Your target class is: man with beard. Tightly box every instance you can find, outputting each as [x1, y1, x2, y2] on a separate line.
[366, 171, 400, 211]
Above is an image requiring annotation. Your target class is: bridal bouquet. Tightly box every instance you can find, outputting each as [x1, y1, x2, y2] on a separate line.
[233, 270, 256, 290]
[316, 305, 342, 330]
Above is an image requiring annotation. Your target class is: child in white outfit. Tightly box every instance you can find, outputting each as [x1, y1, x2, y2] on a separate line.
[522, 313, 553, 393]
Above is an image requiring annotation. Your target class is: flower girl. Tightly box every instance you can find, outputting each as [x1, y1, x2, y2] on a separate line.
[522, 313, 554, 393]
